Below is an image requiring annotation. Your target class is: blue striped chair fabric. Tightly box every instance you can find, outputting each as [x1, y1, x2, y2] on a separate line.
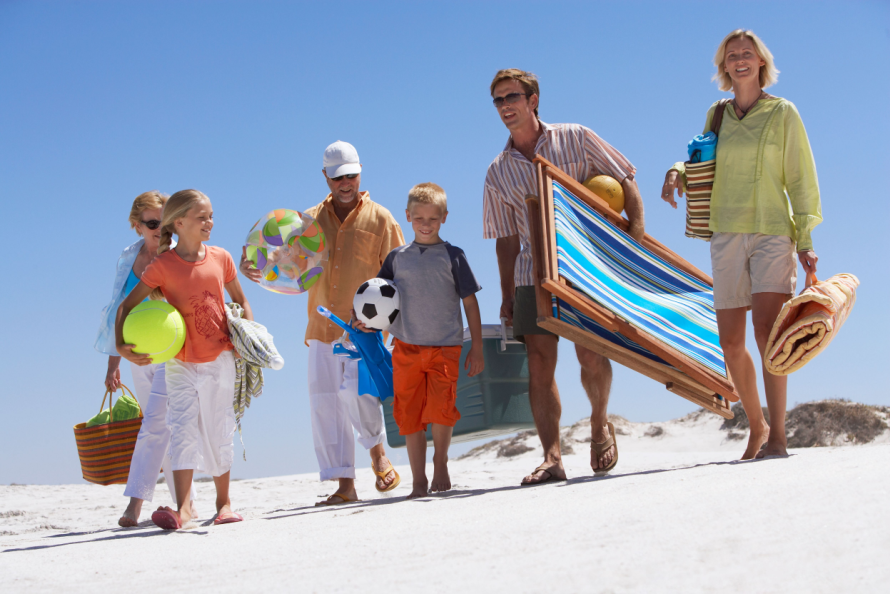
[551, 181, 728, 379]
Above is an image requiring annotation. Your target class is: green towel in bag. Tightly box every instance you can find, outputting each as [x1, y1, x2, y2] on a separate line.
[85, 393, 141, 427]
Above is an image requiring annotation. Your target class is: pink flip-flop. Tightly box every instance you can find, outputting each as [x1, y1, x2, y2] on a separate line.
[213, 512, 243, 525]
[151, 508, 182, 531]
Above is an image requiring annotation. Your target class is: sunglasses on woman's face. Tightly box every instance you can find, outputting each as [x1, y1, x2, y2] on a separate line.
[141, 219, 161, 230]
[330, 173, 359, 182]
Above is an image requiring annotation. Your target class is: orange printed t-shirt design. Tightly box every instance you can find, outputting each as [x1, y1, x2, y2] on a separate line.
[141, 245, 237, 363]
[391, 338, 462, 435]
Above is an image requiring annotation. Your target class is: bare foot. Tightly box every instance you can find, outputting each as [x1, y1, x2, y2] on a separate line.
[521, 462, 566, 485]
[590, 424, 616, 472]
[755, 440, 789, 459]
[372, 455, 397, 491]
[118, 497, 143, 527]
[406, 479, 429, 499]
[430, 456, 451, 493]
[741, 420, 770, 460]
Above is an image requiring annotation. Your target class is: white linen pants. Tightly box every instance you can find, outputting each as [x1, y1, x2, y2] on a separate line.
[124, 362, 196, 503]
[165, 351, 236, 478]
[308, 340, 386, 481]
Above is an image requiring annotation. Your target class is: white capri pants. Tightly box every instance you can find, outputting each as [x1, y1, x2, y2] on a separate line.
[308, 340, 386, 481]
[124, 362, 196, 504]
[165, 350, 236, 478]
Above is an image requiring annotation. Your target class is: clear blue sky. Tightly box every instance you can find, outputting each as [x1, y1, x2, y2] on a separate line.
[1, 1, 887, 484]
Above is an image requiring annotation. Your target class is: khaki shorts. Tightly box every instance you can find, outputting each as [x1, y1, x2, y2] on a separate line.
[512, 286, 556, 342]
[710, 232, 797, 310]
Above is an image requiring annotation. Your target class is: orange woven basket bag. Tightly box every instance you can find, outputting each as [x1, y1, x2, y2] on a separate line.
[73, 384, 143, 485]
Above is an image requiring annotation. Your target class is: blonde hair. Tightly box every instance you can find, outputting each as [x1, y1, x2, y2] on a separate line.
[407, 182, 447, 214]
[128, 191, 169, 235]
[158, 189, 210, 255]
[490, 69, 540, 117]
[712, 29, 779, 91]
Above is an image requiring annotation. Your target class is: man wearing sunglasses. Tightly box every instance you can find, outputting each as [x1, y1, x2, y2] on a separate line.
[240, 140, 405, 504]
[483, 69, 646, 485]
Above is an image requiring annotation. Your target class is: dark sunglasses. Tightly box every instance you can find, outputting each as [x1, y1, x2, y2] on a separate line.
[140, 219, 161, 230]
[492, 92, 531, 108]
[330, 173, 359, 182]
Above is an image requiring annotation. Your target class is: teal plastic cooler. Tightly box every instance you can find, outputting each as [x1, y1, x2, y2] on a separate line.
[384, 323, 533, 448]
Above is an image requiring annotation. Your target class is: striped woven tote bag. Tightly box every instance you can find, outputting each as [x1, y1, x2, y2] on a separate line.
[685, 99, 730, 241]
[73, 384, 143, 485]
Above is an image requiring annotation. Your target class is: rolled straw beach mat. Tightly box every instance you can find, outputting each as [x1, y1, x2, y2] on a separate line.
[763, 273, 859, 375]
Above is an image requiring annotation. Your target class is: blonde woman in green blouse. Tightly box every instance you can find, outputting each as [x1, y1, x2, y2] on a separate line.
[661, 29, 822, 460]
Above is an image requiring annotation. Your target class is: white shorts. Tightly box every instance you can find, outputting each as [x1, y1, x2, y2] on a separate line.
[164, 350, 236, 477]
[710, 232, 797, 310]
[124, 362, 196, 503]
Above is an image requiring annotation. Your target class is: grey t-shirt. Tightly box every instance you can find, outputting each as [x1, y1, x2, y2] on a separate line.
[377, 241, 481, 346]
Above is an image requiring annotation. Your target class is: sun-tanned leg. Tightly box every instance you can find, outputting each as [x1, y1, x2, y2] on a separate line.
[405, 431, 429, 498]
[717, 307, 770, 460]
[212, 471, 236, 520]
[752, 292, 791, 458]
[119, 497, 143, 527]
[576, 345, 615, 471]
[522, 334, 566, 484]
[369, 443, 396, 491]
[430, 424, 453, 493]
[156, 468, 195, 525]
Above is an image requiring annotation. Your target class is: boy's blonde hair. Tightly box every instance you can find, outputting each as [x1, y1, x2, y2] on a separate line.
[407, 182, 447, 214]
[712, 29, 779, 91]
[490, 68, 540, 117]
[158, 189, 210, 254]
[128, 190, 169, 235]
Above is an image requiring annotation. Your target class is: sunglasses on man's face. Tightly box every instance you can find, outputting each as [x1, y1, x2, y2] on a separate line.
[330, 173, 359, 182]
[141, 219, 161, 230]
[492, 92, 531, 108]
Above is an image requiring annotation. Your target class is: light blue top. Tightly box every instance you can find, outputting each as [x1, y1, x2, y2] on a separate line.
[95, 239, 144, 355]
[123, 268, 141, 298]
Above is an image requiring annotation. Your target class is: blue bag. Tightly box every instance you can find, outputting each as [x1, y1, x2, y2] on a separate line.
[687, 132, 718, 163]
[317, 306, 394, 401]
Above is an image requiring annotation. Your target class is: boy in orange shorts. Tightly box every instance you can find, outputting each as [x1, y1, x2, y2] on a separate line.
[377, 183, 484, 498]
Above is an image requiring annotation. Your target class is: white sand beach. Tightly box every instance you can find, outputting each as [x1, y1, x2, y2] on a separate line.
[2, 408, 888, 593]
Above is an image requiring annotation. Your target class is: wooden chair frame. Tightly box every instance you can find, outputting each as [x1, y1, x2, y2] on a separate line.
[528, 157, 738, 418]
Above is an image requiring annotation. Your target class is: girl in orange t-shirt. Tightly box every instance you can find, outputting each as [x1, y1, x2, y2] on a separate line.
[116, 189, 253, 530]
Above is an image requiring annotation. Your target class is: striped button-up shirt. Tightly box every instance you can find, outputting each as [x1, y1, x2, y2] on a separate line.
[483, 121, 636, 287]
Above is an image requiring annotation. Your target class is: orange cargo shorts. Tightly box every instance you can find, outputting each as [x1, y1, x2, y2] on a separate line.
[391, 338, 462, 435]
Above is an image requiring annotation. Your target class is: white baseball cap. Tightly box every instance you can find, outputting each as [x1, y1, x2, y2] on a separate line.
[323, 140, 361, 178]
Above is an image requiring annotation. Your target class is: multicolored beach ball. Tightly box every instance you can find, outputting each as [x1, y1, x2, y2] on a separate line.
[244, 209, 327, 295]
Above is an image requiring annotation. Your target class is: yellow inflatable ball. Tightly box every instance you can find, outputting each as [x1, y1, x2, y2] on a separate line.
[583, 175, 625, 213]
[122, 301, 187, 364]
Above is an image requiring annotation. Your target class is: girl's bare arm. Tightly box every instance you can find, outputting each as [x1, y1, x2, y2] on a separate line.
[225, 276, 253, 321]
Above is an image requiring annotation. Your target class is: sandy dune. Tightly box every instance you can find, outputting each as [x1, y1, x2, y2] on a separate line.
[2, 411, 888, 593]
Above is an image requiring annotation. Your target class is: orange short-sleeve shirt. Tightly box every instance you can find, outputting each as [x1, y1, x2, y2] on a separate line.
[141, 245, 237, 363]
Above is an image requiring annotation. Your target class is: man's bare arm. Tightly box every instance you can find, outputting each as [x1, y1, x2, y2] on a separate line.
[496, 235, 521, 324]
[622, 176, 645, 242]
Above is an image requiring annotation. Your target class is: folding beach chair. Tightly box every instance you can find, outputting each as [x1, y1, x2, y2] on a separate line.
[527, 157, 739, 418]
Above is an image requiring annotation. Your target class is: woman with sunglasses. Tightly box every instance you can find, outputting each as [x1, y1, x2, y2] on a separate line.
[94, 190, 196, 526]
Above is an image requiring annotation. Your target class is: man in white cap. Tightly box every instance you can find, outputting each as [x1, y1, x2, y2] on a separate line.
[241, 141, 405, 504]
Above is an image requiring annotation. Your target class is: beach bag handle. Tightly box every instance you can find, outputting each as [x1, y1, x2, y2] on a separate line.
[98, 383, 138, 423]
[710, 99, 731, 136]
